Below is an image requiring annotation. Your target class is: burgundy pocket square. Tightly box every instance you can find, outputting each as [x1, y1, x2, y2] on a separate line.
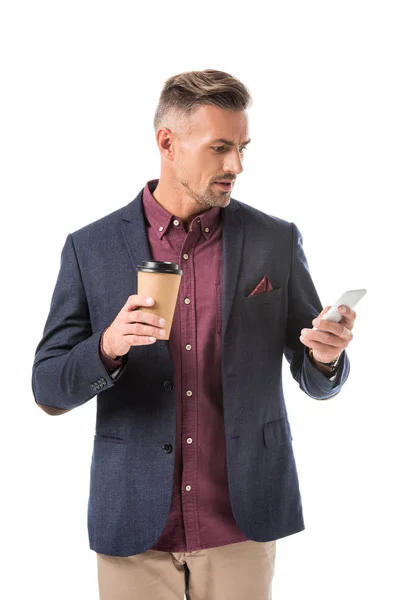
[248, 276, 274, 297]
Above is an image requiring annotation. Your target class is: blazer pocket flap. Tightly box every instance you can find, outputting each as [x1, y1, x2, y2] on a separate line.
[263, 417, 293, 448]
[95, 423, 127, 441]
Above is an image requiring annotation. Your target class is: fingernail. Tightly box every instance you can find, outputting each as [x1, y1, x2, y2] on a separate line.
[340, 306, 346, 313]
[160, 329, 166, 336]
[159, 318, 166, 326]
[146, 297, 153, 305]
[314, 318, 320, 326]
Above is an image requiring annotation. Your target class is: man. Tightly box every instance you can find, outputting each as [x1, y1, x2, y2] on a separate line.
[32, 69, 356, 600]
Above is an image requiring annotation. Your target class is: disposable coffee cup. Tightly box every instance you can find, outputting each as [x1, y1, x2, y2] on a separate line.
[137, 261, 183, 340]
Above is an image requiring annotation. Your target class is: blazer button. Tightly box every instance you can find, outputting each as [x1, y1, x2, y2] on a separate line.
[164, 381, 173, 392]
[163, 443, 173, 453]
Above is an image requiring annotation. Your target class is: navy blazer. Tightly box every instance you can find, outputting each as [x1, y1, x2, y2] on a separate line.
[32, 188, 350, 556]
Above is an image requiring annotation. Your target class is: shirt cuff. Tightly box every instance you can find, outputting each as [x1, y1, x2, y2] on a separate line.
[99, 327, 124, 371]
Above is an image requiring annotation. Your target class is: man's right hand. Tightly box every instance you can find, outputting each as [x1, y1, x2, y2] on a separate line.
[102, 296, 166, 359]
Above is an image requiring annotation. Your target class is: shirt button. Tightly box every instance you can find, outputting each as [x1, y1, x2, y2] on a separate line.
[173, 219, 179, 226]
[205, 227, 210, 233]
[164, 381, 173, 392]
[184, 298, 191, 305]
[159, 226, 164, 232]
[185, 485, 192, 491]
[186, 390, 192, 397]
[183, 253, 189, 260]
[163, 443, 173, 453]
[187, 438, 193, 444]
[185, 344, 192, 351]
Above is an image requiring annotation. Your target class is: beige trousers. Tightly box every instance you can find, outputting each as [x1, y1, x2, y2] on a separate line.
[97, 539, 276, 600]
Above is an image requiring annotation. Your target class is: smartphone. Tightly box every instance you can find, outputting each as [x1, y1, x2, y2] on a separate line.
[312, 288, 367, 330]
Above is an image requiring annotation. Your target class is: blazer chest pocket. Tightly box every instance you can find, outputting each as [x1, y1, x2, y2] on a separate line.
[243, 287, 282, 307]
[263, 416, 293, 448]
[242, 288, 283, 326]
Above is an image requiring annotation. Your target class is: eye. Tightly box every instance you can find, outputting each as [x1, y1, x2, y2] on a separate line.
[212, 146, 247, 153]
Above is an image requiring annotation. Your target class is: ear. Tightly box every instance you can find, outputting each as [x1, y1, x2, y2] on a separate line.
[155, 127, 174, 159]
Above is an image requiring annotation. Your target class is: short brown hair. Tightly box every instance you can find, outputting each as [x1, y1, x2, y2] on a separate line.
[153, 69, 252, 133]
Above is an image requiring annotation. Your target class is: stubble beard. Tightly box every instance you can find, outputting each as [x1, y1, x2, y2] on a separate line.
[181, 179, 231, 209]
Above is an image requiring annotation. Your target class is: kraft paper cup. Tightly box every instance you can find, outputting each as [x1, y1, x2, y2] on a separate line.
[137, 261, 183, 340]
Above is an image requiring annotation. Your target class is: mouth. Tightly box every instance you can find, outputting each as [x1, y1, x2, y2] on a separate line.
[214, 181, 233, 191]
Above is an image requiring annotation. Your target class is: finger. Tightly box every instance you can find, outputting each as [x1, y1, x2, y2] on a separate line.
[312, 317, 348, 339]
[123, 295, 154, 312]
[125, 322, 166, 338]
[319, 306, 332, 317]
[316, 305, 357, 331]
[301, 329, 343, 349]
[302, 338, 343, 359]
[338, 305, 357, 330]
[302, 324, 352, 348]
[126, 309, 166, 329]
[123, 334, 158, 345]
[300, 323, 346, 347]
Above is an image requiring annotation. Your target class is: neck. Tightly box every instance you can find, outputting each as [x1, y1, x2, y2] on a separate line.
[152, 176, 209, 229]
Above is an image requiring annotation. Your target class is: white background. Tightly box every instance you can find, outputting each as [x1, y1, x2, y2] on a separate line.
[1, 1, 399, 598]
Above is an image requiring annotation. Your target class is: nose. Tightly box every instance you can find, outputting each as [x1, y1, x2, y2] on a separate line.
[224, 150, 244, 176]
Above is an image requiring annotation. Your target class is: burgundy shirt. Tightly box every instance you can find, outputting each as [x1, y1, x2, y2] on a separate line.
[100, 179, 248, 552]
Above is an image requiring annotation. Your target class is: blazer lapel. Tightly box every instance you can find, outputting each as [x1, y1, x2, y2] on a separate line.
[120, 189, 152, 273]
[221, 199, 243, 341]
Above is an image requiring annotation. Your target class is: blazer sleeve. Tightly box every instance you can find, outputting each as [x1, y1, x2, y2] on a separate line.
[32, 233, 127, 415]
[283, 222, 350, 400]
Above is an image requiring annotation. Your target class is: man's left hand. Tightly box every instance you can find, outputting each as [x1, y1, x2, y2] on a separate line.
[299, 304, 356, 364]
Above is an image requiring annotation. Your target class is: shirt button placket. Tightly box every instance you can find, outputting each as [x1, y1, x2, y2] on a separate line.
[181, 236, 198, 548]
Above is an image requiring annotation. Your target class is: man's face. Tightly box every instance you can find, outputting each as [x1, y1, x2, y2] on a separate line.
[171, 105, 250, 209]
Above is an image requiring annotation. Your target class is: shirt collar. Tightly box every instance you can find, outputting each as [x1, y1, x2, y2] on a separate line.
[142, 179, 221, 240]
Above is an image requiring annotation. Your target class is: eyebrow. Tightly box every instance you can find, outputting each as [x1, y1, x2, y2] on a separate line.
[211, 138, 251, 146]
